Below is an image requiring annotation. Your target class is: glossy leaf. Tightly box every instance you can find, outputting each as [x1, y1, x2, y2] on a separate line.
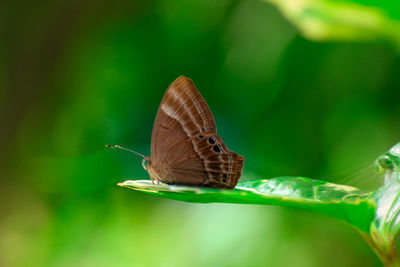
[372, 144, 400, 238]
[119, 142, 400, 266]
[119, 177, 375, 232]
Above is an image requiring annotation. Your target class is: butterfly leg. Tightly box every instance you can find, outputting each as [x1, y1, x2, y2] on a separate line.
[142, 157, 150, 171]
[149, 175, 161, 185]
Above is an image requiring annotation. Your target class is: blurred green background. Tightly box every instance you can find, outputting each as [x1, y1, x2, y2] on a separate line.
[1, 0, 400, 266]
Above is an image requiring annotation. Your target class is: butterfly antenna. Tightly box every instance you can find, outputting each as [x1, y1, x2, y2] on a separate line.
[105, 144, 146, 158]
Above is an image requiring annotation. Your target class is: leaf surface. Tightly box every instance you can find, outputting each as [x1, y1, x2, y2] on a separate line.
[119, 177, 375, 232]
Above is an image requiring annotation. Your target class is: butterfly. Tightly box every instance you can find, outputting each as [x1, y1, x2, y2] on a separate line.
[109, 76, 244, 189]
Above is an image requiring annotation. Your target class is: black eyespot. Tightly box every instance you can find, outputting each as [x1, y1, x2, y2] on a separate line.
[198, 135, 204, 139]
[213, 145, 221, 153]
[208, 137, 216, 144]
[222, 178, 228, 183]
[223, 174, 228, 178]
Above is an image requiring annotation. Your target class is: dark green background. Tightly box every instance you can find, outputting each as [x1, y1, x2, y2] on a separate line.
[1, 0, 399, 266]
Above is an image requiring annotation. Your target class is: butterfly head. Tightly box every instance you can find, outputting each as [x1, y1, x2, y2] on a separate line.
[142, 157, 162, 183]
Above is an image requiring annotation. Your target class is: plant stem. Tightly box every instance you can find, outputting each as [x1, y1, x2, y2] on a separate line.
[360, 231, 400, 267]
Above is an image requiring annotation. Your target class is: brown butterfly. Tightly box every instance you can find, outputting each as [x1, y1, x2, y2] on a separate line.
[110, 76, 244, 189]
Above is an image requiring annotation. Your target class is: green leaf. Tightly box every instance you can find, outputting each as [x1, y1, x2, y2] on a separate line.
[118, 142, 400, 266]
[264, 0, 400, 51]
[372, 144, 400, 238]
[371, 172, 400, 238]
[119, 177, 375, 232]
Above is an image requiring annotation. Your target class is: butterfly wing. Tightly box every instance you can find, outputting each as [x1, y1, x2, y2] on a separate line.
[169, 133, 244, 188]
[150, 75, 216, 162]
[148, 75, 244, 188]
